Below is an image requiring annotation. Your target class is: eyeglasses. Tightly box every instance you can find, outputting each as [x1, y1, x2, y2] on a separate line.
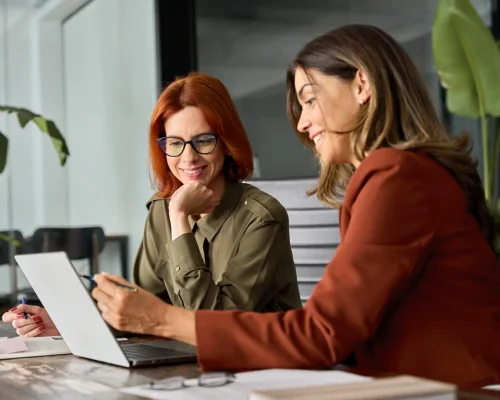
[157, 133, 219, 157]
[148, 372, 235, 391]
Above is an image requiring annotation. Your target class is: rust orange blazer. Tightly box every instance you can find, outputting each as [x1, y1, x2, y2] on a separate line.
[195, 148, 500, 387]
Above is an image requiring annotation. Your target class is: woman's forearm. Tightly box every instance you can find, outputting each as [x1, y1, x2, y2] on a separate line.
[155, 304, 197, 346]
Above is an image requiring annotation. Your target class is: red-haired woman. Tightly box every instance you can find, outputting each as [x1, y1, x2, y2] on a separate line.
[5, 73, 302, 338]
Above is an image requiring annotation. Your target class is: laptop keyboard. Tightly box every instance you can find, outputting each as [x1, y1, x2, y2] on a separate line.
[120, 343, 188, 360]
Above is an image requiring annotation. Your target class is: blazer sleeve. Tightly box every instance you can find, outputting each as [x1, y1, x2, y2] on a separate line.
[195, 156, 436, 371]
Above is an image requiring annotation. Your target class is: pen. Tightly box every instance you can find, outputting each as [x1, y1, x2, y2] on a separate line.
[21, 297, 28, 319]
[79, 275, 138, 293]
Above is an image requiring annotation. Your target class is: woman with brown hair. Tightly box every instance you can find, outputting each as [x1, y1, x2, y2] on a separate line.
[93, 24, 500, 385]
[93, 24, 500, 386]
[3, 73, 302, 335]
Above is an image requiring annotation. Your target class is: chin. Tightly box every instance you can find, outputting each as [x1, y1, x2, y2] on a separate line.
[319, 155, 336, 166]
[320, 152, 349, 166]
[184, 177, 210, 186]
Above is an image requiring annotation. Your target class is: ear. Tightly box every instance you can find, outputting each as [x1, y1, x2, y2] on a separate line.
[353, 69, 371, 105]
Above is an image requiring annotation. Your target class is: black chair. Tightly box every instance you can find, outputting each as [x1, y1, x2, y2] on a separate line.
[0, 230, 24, 306]
[31, 227, 106, 276]
[17, 227, 106, 306]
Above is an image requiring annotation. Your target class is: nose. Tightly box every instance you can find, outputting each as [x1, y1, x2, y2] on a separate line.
[297, 109, 311, 133]
[180, 142, 200, 163]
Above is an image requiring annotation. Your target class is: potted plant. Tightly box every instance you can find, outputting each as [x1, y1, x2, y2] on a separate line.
[432, 0, 500, 252]
[0, 106, 69, 243]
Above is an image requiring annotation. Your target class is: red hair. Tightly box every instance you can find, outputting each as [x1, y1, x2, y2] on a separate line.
[149, 72, 254, 198]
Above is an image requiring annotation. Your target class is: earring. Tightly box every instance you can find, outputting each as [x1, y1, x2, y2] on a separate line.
[359, 99, 364, 105]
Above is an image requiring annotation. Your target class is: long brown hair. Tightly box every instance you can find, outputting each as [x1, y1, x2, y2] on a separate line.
[286, 24, 495, 247]
[149, 72, 253, 198]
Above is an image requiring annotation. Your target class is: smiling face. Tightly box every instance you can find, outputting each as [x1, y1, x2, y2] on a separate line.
[164, 106, 226, 189]
[294, 66, 368, 166]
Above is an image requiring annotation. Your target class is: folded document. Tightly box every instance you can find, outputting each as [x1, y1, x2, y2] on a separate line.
[249, 375, 457, 400]
[0, 336, 71, 359]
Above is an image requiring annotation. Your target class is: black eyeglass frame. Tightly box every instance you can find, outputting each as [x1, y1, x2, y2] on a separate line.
[157, 132, 219, 157]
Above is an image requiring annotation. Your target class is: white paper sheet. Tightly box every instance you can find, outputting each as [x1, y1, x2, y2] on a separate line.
[120, 369, 372, 400]
[0, 336, 71, 359]
[0, 336, 28, 354]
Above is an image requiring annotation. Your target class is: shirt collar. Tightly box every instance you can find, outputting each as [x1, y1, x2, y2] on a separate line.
[146, 193, 163, 209]
[194, 181, 243, 242]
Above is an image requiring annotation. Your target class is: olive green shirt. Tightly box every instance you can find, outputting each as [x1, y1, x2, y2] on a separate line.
[133, 181, 302, 312]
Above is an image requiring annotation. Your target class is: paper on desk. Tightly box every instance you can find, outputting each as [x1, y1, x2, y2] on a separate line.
[0, 336, 71, 359]
[0, 336, 29, 355]
[120, 369, 372, 400]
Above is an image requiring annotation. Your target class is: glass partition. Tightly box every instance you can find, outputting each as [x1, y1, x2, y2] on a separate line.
[196, 0, 492, 179]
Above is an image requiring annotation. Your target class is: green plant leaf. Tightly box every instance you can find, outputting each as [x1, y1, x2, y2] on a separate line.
[432, 0, 500, 118]
[0, 232, 21, 246]
[0, 131, 7, 173]
[0, 106, 69, 166]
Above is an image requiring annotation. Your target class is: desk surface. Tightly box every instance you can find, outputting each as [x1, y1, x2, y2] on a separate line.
[0, 323, 499, 400]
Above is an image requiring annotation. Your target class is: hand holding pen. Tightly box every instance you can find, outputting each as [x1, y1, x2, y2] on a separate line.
[80, 274, 138, 292]
[2, 302, 59, 337]
[90, 272, 171, 336]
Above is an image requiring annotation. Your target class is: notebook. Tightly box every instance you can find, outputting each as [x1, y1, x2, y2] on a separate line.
[0, 336, 71, 359]
[248, 375, 457, 400]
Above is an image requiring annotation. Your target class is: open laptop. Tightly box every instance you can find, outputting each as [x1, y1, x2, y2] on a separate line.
[14, 251, 197, 367]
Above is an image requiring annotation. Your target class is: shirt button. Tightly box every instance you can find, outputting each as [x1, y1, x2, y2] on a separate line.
[175, 267, 180, 272]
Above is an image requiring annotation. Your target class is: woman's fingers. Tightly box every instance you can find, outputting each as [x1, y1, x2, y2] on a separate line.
[8, 304, 42, 316]
[23, 325, 45, 337]
[2, 304, 43, 322]
[12, 315, 43, 329]
[16, 322, 44, 336]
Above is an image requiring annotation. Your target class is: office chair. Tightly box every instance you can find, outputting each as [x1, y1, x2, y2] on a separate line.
[0, 230, 24, 306]
[30, 226, 106, 276]
[18, 227, 106, 305]
[248, 178, 340, 304]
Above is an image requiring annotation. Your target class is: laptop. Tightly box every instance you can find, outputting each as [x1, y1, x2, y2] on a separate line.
[14, 251, 197, 367]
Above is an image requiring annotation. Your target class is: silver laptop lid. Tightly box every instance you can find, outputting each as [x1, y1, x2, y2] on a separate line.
[15, 252, 129, 367]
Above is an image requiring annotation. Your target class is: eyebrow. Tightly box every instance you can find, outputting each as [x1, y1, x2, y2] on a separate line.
[298, 83, 314, 98]
[165, 132, 216, 139]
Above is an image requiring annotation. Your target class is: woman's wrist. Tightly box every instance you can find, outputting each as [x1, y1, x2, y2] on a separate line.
[155, 303, 197, 346]
[169, 206, 188, 219]
[169, 211, 191, 240]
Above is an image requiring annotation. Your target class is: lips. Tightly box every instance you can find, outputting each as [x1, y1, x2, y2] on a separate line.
[180, 165, 207, 179]
[182, 167, 204, 176]
[313, 134, 323, 145]
[309, 132, 324, 148]
[309, 131, 324, 142]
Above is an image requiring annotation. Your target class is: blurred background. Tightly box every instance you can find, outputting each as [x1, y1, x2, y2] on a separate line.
[0, 0, 495, 306]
